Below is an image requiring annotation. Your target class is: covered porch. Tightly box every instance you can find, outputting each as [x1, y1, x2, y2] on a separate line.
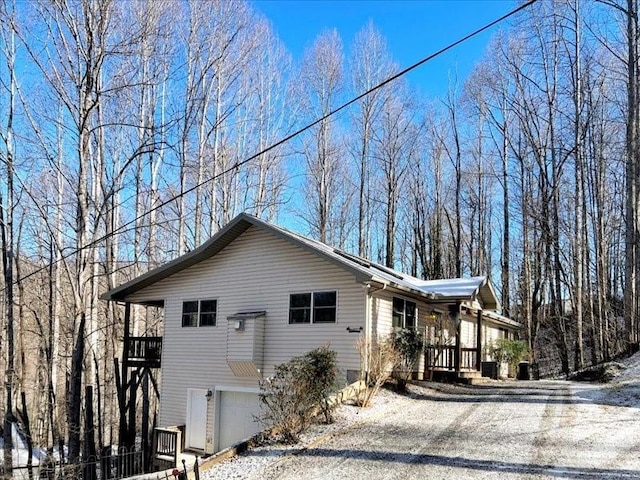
[415, 277, 521, 383]
[424, 304, 485, 383]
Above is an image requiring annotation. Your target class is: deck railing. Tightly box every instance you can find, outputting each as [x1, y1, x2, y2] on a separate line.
[425, 345, 479, 371]
[125, 336, 162, 368]
[154, 426, 184, 469]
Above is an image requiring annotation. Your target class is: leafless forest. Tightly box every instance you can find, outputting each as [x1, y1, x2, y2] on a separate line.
[1, 0, 640, 476]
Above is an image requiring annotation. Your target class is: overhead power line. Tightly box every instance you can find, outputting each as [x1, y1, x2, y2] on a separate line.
[3, 0, 537, 292]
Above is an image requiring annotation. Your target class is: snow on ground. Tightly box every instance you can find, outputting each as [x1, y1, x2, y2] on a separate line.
[199, 388, 399, 480]
[611, 350, 640, 384]
[200, 353, 640, 479]
[0, 423, 48, 467]
[5, 352, 640, 478]
[585, 350, 640, 408]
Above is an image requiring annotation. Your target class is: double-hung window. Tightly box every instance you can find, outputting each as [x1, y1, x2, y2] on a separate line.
[289, 291, 337, 324]
[182, 299, 217, 327]
[392, 297, 417, 329]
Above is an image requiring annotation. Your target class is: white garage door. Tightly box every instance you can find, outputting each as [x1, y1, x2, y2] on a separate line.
[218, 391, 262, 451]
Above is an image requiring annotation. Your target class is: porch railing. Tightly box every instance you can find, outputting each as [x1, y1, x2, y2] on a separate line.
[460, 347, 478, 370]
[125, 336, 163, 368]
[425, 345, 479, 371]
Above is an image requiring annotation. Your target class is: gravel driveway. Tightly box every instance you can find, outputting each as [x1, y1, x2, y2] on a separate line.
[203, 379, 640, 479]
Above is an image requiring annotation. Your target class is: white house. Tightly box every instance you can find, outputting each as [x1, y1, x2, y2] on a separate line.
[102, 213, 520, 457]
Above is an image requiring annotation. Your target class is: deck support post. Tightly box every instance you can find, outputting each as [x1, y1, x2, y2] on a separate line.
[119, 302, 131, 450]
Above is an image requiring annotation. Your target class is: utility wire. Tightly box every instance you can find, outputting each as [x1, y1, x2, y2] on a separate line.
[4, 0, 536, 291]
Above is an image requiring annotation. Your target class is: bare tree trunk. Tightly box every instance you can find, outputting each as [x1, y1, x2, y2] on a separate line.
[18, 392, 32, 478]
[0, 9, 16, 474]
[67, 313, 85, 463]
[299, 30, 345, 244]
[350, 23, 391, 258]
[443, 87, 463, 278]
[624, 0, 640, 350]
[0, 159, 15, 480]
[501, 121, 511, 316]
[572, 0, 585, 369]
[431, 135, 444, 279]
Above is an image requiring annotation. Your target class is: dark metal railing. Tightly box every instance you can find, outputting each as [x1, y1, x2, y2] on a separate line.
[11, 446, 143, 480]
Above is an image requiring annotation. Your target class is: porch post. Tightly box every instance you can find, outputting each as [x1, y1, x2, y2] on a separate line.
[454, 325, 461, 372]
[476, 309, 483, 371]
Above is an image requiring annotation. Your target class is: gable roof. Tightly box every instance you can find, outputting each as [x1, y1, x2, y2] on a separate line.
[101, 213, 500, 310]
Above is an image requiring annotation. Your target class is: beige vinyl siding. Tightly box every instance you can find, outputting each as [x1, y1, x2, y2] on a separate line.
[460, 317, 478, 348]
[482, 320, 514, 360]
[368, 288, 433, 376]
[226, 316, 264, 372]
[369, 289, 432, 336]
[125, 226, 366, 445]
[369, 288, 394, 338]
[483, 324, 498, 360]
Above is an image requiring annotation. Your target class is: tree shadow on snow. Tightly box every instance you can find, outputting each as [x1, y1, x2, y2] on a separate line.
[409, 380, 640, 408]
[294, 447, 640, 479]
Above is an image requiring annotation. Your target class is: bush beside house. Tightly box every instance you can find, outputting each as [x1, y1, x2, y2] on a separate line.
[258, 346, 339, 443]
[489, 338, 529, 378]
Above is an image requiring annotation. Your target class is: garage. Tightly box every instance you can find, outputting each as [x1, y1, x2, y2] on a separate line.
[217, 389, 263, 451]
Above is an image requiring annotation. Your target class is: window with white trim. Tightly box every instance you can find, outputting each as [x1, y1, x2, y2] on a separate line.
[392, 297, 417, 329]
[289, 291, 337, 324]
[182, 299, 217, 327]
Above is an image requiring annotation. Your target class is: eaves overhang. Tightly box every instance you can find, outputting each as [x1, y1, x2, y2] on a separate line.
[101, 216, 254, 302]
[101, 213, 375, 303]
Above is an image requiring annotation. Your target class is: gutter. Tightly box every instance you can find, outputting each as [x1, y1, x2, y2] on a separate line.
[369, 277, 440, 301]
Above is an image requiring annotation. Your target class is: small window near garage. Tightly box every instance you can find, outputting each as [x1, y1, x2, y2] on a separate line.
[289, 291, 337, 324]
[182, 300, 217, 327]
[392, 297, 417, 329]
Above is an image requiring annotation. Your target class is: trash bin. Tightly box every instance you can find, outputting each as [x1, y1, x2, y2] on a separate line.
[482, 361, 499, 380]
[517, 361, 530, 380]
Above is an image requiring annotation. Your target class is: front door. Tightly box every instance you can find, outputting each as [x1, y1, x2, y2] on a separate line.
[186, 388, 208, 450]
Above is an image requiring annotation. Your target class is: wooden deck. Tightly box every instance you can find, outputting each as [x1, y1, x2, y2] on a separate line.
[124, 336, 162, 368]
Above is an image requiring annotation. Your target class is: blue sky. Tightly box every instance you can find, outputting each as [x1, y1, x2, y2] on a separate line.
[253, 0, 516, 98]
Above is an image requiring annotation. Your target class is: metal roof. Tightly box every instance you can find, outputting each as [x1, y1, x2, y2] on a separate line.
[482, 310, 524, 329]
